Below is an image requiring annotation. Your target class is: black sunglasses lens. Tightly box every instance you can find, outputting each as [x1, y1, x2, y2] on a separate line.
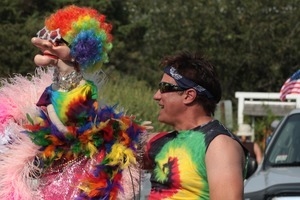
[159, 83, 168, 93]
[159, 82, 183, 93]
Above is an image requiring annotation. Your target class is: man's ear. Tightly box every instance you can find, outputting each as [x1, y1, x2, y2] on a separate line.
[183, 88, 197, 104]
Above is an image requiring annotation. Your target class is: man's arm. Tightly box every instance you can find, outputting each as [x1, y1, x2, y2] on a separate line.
[206, 134, 245, 200]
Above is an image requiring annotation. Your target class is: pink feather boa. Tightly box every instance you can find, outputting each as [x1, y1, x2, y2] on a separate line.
[0, 68, 53, 136]
[0, 122, 42, 200]
[0, 68, 52, 199]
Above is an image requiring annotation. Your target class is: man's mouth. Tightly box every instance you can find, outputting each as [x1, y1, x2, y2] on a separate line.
[43, 52, 58, 60]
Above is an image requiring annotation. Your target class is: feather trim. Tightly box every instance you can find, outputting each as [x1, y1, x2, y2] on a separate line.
[0, 122, 42, 200]
[24, 105, 145, 199]
[0, 67, 53, 135]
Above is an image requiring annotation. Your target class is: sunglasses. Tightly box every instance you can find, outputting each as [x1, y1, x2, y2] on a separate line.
[36, 26, 69, 45]
[159, 82, 185, 93]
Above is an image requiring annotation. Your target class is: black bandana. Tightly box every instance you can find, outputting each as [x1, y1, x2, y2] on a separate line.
[164, 66, 214, 99]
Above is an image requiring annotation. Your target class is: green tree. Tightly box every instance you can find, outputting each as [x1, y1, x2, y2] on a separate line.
[124, 0, 299, 99]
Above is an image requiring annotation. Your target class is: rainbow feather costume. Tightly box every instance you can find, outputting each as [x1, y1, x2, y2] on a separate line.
[0, 68, 145, 200]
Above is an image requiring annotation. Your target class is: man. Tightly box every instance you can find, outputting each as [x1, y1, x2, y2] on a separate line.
[144, 51, 248, 199]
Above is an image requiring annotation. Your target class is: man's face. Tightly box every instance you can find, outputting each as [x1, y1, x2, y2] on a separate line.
[153, 74, 186, 126]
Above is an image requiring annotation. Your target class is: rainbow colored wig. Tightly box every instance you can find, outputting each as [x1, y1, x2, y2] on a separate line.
[45, 5, 113, 70]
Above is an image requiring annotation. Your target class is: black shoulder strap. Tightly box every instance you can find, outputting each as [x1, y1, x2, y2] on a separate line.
[194, 120, 231, 135]
[194, 120, 248, 156]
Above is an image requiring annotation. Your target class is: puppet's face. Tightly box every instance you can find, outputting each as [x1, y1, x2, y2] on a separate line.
[31, 27, 72, 67]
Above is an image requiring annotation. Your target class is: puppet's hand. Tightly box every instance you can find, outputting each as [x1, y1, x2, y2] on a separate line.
[141, 121, 154, 131]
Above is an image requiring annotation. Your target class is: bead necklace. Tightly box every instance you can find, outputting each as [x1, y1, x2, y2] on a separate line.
[52, 68, 83, 91]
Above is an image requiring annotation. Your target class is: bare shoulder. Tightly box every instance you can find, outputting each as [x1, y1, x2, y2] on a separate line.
[206, 134, 245, 199]
[206, 134, 245, 163]
[208, 134, 243, 152]
[206, 134, 245, 170]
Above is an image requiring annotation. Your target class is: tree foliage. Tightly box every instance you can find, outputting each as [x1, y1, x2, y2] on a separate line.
[123, 0, 299, 98]
[0, 0, 299, 101]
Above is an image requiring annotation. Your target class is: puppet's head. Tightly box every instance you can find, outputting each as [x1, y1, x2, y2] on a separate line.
[37, 5, 113, 71]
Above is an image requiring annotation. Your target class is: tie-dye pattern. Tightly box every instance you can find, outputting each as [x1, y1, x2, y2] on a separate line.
[38, 80, 98, 125]
[147, 120, 248, 200]
[149, 130, 209, 200]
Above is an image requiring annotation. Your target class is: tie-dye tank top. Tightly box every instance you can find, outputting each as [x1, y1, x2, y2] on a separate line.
[145, 120, 247, 200]
[36, 80, 98, 126]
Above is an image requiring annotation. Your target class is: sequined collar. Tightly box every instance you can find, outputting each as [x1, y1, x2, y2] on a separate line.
[52, 68, 83, 91]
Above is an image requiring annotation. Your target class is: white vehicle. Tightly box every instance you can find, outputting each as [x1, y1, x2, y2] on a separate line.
[244, 109, 300, 200]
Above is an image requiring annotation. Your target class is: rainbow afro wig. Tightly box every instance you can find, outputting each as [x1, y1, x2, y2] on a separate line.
[44, 5, 113, 70]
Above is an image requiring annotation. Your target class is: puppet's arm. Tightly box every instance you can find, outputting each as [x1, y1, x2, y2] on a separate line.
[47, 104, 68, 133]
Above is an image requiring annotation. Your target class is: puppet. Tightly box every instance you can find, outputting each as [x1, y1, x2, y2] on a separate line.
[0, 5, 144, 200]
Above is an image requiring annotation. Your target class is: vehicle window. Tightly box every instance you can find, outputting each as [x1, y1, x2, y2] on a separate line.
[266, 113, 300, 167]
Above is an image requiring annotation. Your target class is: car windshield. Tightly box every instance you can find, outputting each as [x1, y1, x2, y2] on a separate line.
[266, 113, 300, 167]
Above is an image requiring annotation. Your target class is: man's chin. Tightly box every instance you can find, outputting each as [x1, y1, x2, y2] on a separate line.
[157, 117, 169, 125]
